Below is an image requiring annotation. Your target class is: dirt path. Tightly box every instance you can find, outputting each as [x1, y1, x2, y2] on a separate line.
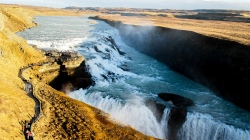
[19, 65, 40, 140]
[18, 50, 81, 139]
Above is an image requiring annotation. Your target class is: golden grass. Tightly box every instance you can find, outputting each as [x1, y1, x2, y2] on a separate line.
[3, 3, 249, 139]
[21, 55, 156, 140]
[3, 4, 98, 17]
[96, 14, 250, 45]
[0, 4, 156, 139]
[0, 4, 45, 139]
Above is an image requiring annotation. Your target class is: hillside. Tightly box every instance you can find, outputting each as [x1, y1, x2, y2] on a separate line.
[1, 3, 250, 139]
[0, 5, 44, 139]
[0, 4, 156, 139]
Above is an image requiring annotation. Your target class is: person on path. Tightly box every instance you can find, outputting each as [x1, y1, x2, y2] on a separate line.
[27, 123, 31, 131]
[27, 131, 33, 140]
[22, 124, 25, 132]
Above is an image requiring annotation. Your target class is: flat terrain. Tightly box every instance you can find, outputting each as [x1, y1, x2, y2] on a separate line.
[9, 4, 250, 45]
[92, 11, 250, 45]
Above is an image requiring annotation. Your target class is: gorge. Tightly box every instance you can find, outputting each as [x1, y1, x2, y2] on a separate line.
[94, 17, 250, 112]
[1, 4, 250, 140]
[17, 15, 250, 140]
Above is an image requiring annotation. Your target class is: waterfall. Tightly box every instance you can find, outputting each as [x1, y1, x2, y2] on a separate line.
[178, 113, 250, 140]
[70, 89, 168, 139]
[17, 16, 250, 140]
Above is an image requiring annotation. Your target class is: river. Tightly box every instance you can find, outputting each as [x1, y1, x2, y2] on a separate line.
[17, 16, 250, 140]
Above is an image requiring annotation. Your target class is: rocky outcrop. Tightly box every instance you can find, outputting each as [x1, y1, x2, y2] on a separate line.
[22, 55, 155, 139]
[158, 93, 194, 107]
[49, 55, 93, 93]
[0, 5, 156, 139]
[167, 107, 187, 140]
[158, 93, 192, 140]
[145, 93, 193, 140]
[95, 17, 250, 111]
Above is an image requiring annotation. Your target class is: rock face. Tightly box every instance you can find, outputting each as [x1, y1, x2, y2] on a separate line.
[158, 93, 194, 107]
[158, 93, 192, 140]
[167, 107, 187, 140]
[49, 58, 93, 93]
[22, 50, 155, 140]
[0, 5, 156, 140]
[100, 19, 250, 111]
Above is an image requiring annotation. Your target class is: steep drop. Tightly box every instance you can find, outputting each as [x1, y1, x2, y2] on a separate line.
[99, 19, 250, 111]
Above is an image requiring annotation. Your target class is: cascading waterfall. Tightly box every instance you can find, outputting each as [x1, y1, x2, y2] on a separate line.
[70, 89, 169, 139]
[179, 113, 250, 140]
[17, 16, 250, 140]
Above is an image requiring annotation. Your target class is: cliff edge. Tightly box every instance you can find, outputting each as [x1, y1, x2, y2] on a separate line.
[0, 4, 156, 139]
[92, 15, 250, 111]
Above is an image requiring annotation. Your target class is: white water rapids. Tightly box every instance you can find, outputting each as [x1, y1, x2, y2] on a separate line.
[17, 16, 250, 140]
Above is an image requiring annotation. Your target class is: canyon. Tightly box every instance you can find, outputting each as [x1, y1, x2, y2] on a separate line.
[0, 4, 155, 139]
[92, 15, 250, 112]
[1, 3, 250, 139]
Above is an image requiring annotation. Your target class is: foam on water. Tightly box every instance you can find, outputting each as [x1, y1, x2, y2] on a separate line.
[27, 38, 86, 51]
[69, 89, 168, 138]
[179, 113, 250, 140]
[18, 16, 250, 140]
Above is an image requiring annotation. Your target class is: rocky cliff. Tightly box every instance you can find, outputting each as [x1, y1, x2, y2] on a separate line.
[0, 5, 155, 139]
[93, 17, 250, 112]
[21, 51, 154, 139]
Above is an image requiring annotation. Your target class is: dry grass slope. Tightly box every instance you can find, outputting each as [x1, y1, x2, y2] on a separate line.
[96, 14, 250, 45]
[20, 53, 156, 139]
[4, 4, 98, 16]
[0, 5, 44, 139]
[0, 4, 156, 139]
[5, 4, 249, 139]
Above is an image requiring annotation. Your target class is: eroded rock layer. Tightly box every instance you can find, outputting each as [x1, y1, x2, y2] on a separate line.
[0, 5, 156, 139]
[95, 17, 250, 111]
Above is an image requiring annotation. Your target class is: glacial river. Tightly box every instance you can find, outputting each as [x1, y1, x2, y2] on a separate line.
[18, 16, 250, 140]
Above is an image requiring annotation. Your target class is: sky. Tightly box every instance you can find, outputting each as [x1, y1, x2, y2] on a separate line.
[1, 0, 250, 10]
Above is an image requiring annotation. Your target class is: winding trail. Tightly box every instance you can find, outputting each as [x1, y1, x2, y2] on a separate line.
[18, 50, 81, 139]
[19, 64, 41, 140]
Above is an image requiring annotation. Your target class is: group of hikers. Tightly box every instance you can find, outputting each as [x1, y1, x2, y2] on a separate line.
[19, 50, 80, 140]
[21, 120, 34, 140]
[21, 86, 35, 140]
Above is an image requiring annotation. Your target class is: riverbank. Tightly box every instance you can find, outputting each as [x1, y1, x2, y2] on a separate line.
[20, 50, 155, 139]
[91, 15, 250, 111]
[1, 3, 250, 139]
[92, 14, 250, 45]
[0, 4, 156, 139]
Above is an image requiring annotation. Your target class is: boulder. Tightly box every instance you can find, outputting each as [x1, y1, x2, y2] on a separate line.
[167, 107, 187, 140]
[158, 93, 194, 107]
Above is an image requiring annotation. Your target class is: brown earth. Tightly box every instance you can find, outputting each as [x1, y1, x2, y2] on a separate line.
[0, 4, 44, 139]
[0, 4, 156, 140]
[1, 3, 250, 139]
[2, 4, 98, 16]
[21, 54, 155, 140]
[91, 14, 250, 111]
[94, 14, 250, 45]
